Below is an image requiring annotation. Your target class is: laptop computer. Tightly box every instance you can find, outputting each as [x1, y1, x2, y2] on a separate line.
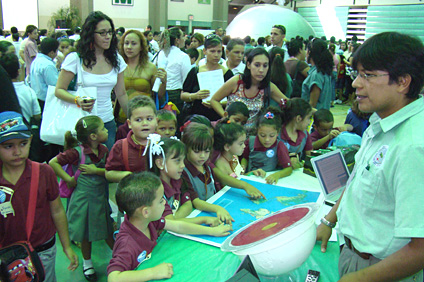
[311, 149, 350, 205]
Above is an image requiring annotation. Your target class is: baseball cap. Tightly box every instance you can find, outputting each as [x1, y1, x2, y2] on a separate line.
[0, 111, 31, 144]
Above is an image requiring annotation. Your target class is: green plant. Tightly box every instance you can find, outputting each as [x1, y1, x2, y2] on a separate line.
[48, 5, 82, 31]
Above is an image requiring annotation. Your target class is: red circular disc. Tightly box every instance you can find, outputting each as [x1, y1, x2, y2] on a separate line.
[231, 207, 309, 246]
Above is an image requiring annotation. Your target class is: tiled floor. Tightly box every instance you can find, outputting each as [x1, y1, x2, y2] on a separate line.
[53, 104, 352, 282]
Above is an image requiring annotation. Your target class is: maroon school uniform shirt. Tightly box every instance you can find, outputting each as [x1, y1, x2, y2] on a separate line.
[107, 215, 166, 273]
[56, 143, 108, 166]
[161, 178, 196, 217]
[106, 130, 147, 172]
[310, 130, 330, 149]
[0, 160, 59, 248]
[242, 137, 292, 168]
[279, 127, 313, 153]
[182, 159, 222, 193]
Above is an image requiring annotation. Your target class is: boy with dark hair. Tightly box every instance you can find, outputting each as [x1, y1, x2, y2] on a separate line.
[30, 37, 59, 109]
[0, 111, 78, 282]
[185, 48, 199, 67]
[317, 32, 424, 281]
[106, 96, 158, 182]
[156, 109, 177, 138]
[225, 38, 245, 76]
[310, 109, 352, 149]
[107, 172, 231, 281]
[23, 25, 38, 76]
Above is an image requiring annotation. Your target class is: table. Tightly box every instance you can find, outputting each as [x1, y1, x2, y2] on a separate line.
[137, 170, 341, 281]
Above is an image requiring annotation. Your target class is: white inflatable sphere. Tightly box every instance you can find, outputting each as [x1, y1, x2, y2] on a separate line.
[226, 5, 316, 42]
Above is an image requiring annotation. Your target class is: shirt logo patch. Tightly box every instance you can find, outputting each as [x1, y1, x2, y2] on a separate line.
[373, 145, 388, 167]
[266, 149, 275, 158]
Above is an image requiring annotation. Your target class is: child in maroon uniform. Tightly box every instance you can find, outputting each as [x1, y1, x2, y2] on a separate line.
[107, 172, 231, 281]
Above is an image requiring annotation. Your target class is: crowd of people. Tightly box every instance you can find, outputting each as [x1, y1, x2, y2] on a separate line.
[1, 9, 424, 282]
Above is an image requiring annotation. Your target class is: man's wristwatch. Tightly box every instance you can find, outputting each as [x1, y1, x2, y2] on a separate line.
[320, 217, 336, 228]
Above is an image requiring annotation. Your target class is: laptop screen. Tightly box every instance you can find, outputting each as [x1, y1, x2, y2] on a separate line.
[313, 152, 349, 194]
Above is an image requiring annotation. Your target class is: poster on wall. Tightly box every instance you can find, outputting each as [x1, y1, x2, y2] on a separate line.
[112, 0, 134, 6]
[198, 0, 211, 3]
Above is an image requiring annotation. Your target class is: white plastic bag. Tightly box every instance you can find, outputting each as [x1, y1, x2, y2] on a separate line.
[40, 86, 97, 145]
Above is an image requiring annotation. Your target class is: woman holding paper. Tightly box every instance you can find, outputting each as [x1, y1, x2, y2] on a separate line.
[210, 47, 288, 135]
[181, 34, 233, 122]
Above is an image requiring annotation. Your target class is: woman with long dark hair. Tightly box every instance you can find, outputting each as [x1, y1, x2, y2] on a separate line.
[301, 38, 334, 110]
[55, 11, 128, 150]
[269, 47, 292, 97]
[210, 48, 288, 135]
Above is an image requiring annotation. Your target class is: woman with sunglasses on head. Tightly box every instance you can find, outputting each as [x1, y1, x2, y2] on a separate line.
[115, 30, 166, 125]
[55, 11, 128, 150]
[181, 34, 233, 122]
[301, 38, 334, 110]
[210, 47, 288, 135]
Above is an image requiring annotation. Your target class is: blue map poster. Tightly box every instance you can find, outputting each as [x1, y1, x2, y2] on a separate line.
[169, 178, 320, 247]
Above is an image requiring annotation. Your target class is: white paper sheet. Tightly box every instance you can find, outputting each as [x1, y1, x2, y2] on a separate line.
[197, 69, 224, 102]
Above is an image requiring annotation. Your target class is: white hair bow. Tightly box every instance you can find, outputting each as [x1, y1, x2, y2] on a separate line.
[143, 133, 167, 171]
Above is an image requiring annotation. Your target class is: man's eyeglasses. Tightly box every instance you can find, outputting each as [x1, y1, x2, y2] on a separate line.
[94, 30, 114, 37]
[350, 70, 389, 81]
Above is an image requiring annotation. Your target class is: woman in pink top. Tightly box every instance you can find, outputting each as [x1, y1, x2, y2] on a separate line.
[210, 48, 288, 135]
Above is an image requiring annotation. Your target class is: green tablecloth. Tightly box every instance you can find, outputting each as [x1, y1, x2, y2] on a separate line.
[136, 231, 340, 281]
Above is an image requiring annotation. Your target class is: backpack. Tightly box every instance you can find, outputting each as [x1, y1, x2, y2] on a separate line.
[0, 162, 45, 282]
[329, 132, 362, 147]
[291, 60, 303, 98]
[58, 145, 86, 198]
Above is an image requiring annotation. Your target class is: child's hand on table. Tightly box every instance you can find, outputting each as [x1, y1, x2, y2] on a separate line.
[216, 207, 234, 225]
[210, 224, 233, 237]
[243, 183, 266, 199]
[265, 172, 280, 185]
[202, 216, 220, 227]
[152, 262, 174, 279]
[251, 168, 266, 178]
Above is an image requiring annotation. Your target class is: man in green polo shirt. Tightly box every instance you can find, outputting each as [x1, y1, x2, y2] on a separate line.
[316, 32, 424, 281]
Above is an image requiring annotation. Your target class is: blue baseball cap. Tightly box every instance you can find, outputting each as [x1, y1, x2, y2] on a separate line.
[0, 111, 31, 144]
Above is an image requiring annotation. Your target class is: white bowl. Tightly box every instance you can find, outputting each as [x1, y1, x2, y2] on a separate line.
[221, 203, 319, 276]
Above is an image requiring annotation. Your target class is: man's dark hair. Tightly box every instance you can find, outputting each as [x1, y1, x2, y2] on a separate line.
[0, 53, 20, 79]
[11, 27, 18, 34]
[330, 36, 336, 43]
[313, 109, 334, 127]
[25, 25, 37, 37]
[186, 48, 199, 61]
[39, 29, 48, 37]
[257, 37, 265, 46]
[287, 38, 303, 57]
[352, 32, 424, 99]
[40, 37, 59, 55]
[227, 38, 244, 52]
[243, 36, 251, 45]
[272, 24, 286, 35]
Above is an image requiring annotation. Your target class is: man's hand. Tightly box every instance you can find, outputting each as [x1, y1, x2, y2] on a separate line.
[316, 223, 333, 253]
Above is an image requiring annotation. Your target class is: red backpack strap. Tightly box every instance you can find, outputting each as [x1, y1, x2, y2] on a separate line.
[26, 162, 40, 240]
[122, 138, 130, 171]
